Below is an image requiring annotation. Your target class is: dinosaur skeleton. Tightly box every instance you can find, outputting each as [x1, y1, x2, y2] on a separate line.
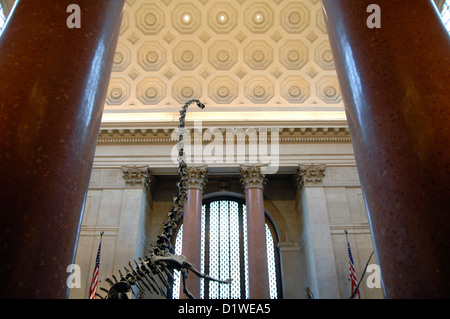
[97, 99, 232, 299]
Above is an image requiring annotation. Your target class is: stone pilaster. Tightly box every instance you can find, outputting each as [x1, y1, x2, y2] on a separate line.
[295, 163, 339, 298]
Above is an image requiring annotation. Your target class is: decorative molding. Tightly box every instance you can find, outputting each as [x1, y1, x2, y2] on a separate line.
[296, 164, 326, 187]
[121, 165, 150, 187]
[264, 200, 292, 242]
[322, 166, 361, 187]
[97, 127, 352, 144]
[278, 241, 301, 252]
[89, 168, 124, 189]
[240, 165, 267, 190]
[329, 223, 371, 235]
[79, 225, 120, 237]
[186, 166, 208, 191]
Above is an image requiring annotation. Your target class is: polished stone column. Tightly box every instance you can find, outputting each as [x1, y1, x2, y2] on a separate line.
[180, 166, 208, 299]
[240, 165, 270, 299]
[322, 0, 450, 298]
[0, 0, 125, 298]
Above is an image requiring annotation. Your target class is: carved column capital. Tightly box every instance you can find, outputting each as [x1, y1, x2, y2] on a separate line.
[186, 166, 208, 191]
[121, 165, 150, 187]
[144, 169, 152, 194]
[296, 164, 326, 187]
[240, 165, 267, 190]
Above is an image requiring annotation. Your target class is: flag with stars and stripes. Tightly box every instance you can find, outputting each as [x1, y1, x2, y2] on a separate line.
[89, 232, 104, 299]
[347, 235, 360, 299]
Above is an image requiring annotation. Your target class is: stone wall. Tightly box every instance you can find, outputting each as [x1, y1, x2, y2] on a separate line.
[70, 160, 383, 299]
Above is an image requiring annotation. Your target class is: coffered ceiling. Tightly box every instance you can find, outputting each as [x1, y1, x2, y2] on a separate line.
[2, 1, 447, 125]
[103, 0, 347, 124]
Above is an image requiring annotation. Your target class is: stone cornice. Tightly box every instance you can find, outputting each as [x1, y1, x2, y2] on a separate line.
[97, 127, 351, 144]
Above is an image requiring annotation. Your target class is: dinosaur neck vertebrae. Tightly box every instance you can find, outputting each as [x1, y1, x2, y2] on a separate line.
[152, 99, 204, 257]
[98, 100, 231, 299]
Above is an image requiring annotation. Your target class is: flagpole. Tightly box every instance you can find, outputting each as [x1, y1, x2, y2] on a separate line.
[349, 250, 374, 299]
[89, 231, 104, 299]
[345, 229, 361, 299]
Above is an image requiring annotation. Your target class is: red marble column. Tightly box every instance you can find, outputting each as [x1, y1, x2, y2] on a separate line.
[240, 165, 270, 299]
[0, 0, 125, 298]
[180, 166, 208, 299]
[322, 0, 450, 298]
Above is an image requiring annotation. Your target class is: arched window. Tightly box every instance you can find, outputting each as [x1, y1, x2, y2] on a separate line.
[171, 197, 281, 299]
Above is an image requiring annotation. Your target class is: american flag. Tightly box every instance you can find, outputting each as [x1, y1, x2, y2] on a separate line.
[346, 234, 360, 299]
[89, 232, 104, 299]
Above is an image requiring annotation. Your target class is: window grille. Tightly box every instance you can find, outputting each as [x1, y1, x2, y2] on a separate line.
[171, 197, 280, 299]
[0, 4, 6, 32]
[441, 0, 450, 32]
